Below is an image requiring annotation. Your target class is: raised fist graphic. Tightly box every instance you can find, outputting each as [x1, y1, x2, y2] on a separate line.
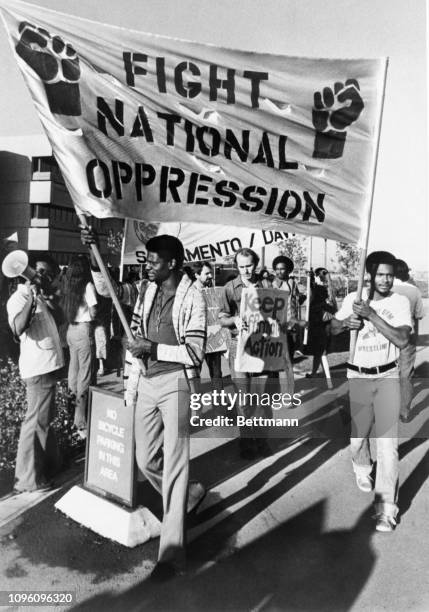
[16, 21, 81, 118]
[312, 79, 364, 159]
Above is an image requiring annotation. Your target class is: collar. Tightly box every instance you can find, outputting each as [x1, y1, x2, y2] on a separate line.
[231, 276, 261, 289]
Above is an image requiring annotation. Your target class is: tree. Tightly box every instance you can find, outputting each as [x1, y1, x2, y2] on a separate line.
[276, 236, 307, 270]
[132, 221, 159, 244]
[335, 242, 360, 278]
[106, 220, 159, 255]
[106, 227, 124, 254]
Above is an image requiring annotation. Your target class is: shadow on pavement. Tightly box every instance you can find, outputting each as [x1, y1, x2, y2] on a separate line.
[3, 381, 427, 603]
[399, 448, 429, 516]
[2, 405, 349, 583]
[68, 434, 429, 611]
[414, 360, 429, 376]
[71, 500, 377, 612]
[416, 335, 429, 348]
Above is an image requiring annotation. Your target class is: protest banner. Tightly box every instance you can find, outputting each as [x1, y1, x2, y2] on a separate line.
[1, 1, 387, 244]
[122, 220, 290, 265]
[205, 287, 229, 354]
[235, 287, 289, 373]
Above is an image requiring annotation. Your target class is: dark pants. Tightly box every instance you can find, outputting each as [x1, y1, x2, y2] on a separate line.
[228, 338, 272, 442]
[205, 351, 222, 380]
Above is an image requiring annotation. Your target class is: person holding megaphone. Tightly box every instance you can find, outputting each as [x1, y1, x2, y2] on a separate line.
[3, 250, 64, 493]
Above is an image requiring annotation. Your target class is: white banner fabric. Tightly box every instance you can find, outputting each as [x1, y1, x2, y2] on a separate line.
[1, 0, 386, 244]
[122, 220, 291, 265]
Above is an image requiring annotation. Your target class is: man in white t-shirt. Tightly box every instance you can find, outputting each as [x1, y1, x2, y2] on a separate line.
[331, 251, 412, 533]
[7, 254, 64, 493]
[392, 259, 424, 422]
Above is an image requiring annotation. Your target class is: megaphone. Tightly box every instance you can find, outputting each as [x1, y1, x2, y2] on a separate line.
[1, 250, 37, 281]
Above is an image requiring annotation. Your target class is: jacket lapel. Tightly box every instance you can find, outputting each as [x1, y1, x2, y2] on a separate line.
[143, 282, 157, 336]
[172, 275, 191, 340]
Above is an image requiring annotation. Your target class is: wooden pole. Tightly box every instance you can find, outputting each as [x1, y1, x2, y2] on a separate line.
[321, 354, 333, 390]
[119, 218, 127, 283]
[78, 214, 146, 373]
[321, 270, 335, 389]
[349, 59, 389, 362]
[303, 236, 313, 345]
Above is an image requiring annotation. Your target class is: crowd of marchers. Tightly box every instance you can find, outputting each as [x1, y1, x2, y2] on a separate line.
[2, 227, 423, 581]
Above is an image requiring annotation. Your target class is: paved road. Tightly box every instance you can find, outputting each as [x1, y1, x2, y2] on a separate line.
[0, 301, 427, 611]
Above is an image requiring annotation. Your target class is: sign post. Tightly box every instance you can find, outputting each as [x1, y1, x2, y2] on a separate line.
[349, 59, 389, 362]
[303, 236, 313, 346]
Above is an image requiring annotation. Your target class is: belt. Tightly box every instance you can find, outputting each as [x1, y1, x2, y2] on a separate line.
[70, 321, 94, 325]
[346, 360, 398, 375]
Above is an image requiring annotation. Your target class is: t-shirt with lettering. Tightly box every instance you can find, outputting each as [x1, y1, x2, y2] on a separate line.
[392, 279, 424, 324]
[335, 289, 412, 373]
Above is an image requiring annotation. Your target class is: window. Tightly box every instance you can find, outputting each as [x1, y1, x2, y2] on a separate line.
[32, 156, 58, 173]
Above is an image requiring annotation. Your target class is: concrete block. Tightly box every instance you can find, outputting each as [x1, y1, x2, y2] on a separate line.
[55, 485, 161, 547]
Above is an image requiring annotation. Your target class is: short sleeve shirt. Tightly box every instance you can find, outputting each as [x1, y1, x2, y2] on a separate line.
[335, 290, 412, 370]
[7, 284, 64, 379]
[74, 282, 98, 322]
[219, 277, 262, 336]
[392, 280, 424, 321]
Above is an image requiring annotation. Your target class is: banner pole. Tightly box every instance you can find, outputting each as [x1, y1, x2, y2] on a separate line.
[77, 213, 146, 373]
[119, 218, 127, 283]
[349, 58, 389, 362]
[303, 236, 313, 345]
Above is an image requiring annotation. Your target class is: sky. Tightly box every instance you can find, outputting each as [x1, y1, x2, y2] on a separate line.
[0, 0, 427, 270]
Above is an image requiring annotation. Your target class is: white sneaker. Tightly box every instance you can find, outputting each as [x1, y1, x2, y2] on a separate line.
[355, 474, 373, 493]
[375, 513, 397, 532]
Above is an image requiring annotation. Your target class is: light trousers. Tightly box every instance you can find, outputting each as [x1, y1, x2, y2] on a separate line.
[398, 339, 416, 414]
[67, 322, 95, 429]
[349, 374, 400, 517]
[15, 371, 60, 491]
[135, 370, 190, 567]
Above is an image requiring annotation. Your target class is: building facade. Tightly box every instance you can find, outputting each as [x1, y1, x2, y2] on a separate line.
[0, 138, 123, 360]
[0, 143, 122, 264]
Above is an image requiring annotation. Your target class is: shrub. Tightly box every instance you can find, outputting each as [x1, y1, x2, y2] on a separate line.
[0, 358, 84, 471]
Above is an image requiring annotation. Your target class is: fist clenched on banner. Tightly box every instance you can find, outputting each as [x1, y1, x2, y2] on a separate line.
[312, 79, 364, 159]
[15, 21, 81, 118]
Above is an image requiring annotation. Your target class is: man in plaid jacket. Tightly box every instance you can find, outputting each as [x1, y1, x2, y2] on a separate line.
[83, 230, 207, 581]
